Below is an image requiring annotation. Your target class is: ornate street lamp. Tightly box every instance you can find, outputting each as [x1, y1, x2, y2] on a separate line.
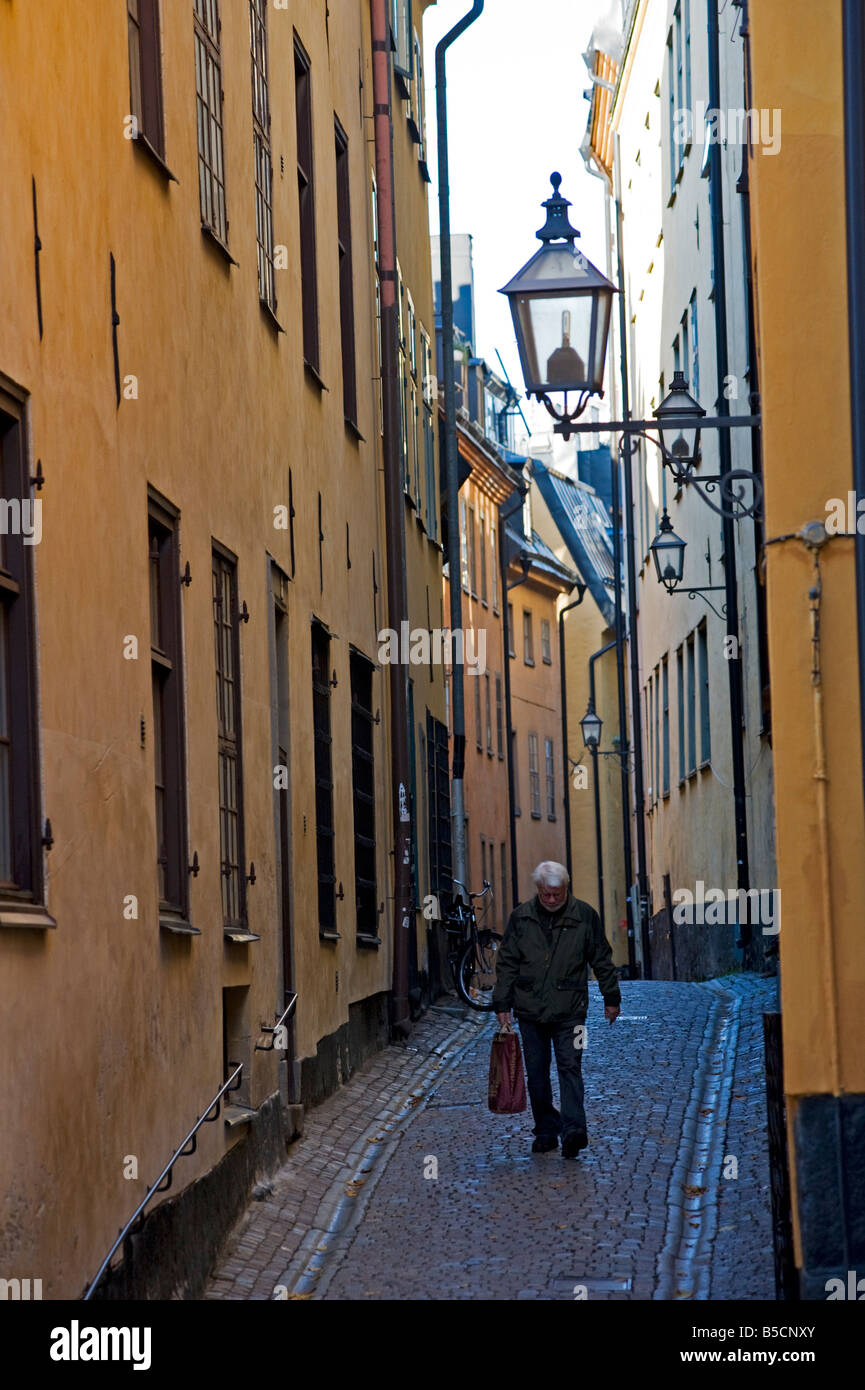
[500, 173, 617, 440]
[650, 510, 687, 592]
[652, 370, 705, 477]
[580, 701, 603, 750]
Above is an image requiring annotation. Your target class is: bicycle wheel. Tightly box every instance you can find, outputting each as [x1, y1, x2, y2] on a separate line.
[457, 930, 503, 1012]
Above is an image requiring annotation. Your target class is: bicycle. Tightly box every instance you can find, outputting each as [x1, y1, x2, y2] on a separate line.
[440, 879, 503, 1012]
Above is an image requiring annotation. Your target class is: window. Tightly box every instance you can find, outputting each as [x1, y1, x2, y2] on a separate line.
[689, 291, 700, 402]
[392, 0, 413, 85]
[500, 842, 507, 928]
[485, 672, 493, 755]
[686, 631, 696, 774]
[295, 36, 319, 370]
[495, 674, 503, 759]
[512, 729, 521, 815]
[677, 644, 685, 783]
[421, 329, 437, 538]
[479, 512, 488, 603]
[312, 622, 336, 933]
[644, 680, 653, 805]
[662, 654, 670, 796]
[350, 652, 377, 937]
[490, 524, 498, 611]
[459, 499, 469, 590]
[0, 389, 49, 926]
[507, 602, 515, 657]
[528, 732, 541, 817]
[474, 669, 482, 750]
[468, 505, 477, 595]
[698, 621, 711, 763]
[194, 0, 228, 246]
[213, 547, 246, 930]
[127, 0, 165, 157]
[150, 494, 189, 923]
[250, 0, 276, 310]
[540, 617, 552, 664]
[334, 120, 357, 425]
[410, 30, 430, 179]
[523, 610, 534, 665]
[545, 737, 555, 819]
[426, 714, 452, 901]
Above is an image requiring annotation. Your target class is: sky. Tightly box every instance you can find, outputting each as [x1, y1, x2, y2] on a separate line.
[421, 0, 623, 440]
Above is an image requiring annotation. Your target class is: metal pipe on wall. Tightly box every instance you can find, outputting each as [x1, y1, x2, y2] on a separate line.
[435, 1, 484, 903]
[588, 638, 617, 937]
[371, 0, 413, 1037]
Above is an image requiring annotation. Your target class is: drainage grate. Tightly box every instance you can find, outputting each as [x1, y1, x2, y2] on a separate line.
[549, 1276, 633, 1294]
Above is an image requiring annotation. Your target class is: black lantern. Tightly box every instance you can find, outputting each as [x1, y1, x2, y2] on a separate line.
[653, 370, 705, 472]
[650, 510, 687, 592]
[580, 701, 603, 750]
[500, 174, 616, 402]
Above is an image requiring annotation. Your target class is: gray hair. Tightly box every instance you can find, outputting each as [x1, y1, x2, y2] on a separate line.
[532, 861, 570, 890]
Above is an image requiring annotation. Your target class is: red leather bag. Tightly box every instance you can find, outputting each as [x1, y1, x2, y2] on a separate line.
[488, 1027, 527, 1113]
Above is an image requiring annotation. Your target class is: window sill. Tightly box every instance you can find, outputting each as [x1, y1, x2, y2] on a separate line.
[304, 359, 328, 392]
[319, 930, 341, 943]
[698, 759, 712, 773]
[530, 811, 542, 821]
[224, 928, 261, 943]
[201, 224, 238, 267]
[487, 749, 494, 758]
[419, 159, 431, 185]
[132, 133, 178, 183]
[260, 299, 285, 335]
[224, 1103, 257, 1129]
[524, 658, 535, 668]
[547, 815, 557, 823]
[0, 899, 57, 930]
[356, 933, 382, 949]
[481, 598, 489, 609]
[345, 417, 365, 444]
[542, 656, 552, 666]
[160, 914, 200, 936]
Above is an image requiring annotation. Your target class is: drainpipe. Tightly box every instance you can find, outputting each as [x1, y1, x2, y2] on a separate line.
[582, 111, 637, 974]
[708, 0, 752, 951]
[371, 0, 412, 1038]
[588, 639, 617, 937]
[559, 587, 588, 885]
[436, 1, 484, 904]
[842, 0, 865, 835]
[613, 132, 650, 976]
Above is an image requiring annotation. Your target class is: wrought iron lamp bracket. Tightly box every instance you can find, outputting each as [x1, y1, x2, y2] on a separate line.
[537, 389, 593, 441]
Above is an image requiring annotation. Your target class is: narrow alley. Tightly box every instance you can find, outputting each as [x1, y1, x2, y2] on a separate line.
[206, 976, 776, 1301]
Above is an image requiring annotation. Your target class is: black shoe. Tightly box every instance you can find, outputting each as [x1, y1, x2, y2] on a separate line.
[562, 1132, 588, 1159]
[531, 1135, 559, 1154]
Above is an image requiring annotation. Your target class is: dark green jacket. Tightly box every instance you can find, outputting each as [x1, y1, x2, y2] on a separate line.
[491, 893, 621, 1023]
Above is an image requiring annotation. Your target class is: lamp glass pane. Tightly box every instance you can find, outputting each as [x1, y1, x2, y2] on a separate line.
[516, 292, 594, 393]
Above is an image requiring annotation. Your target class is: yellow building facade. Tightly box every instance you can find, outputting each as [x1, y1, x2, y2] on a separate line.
[748, 0, 865, 1298]
[0, 0, 442, 1298]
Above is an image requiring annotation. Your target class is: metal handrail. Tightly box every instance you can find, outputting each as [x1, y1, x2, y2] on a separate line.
[255, 991, 298, 1051]
[83, 1062, 243, 1300]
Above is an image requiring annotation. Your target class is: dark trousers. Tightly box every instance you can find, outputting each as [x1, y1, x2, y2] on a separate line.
[518, 1017, 587, 1140]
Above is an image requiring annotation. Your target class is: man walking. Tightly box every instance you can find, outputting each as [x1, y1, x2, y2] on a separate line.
[492, 861, 621, 1158]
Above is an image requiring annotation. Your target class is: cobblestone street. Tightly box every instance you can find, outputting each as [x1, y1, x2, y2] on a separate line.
[205, 974, 778, 1302]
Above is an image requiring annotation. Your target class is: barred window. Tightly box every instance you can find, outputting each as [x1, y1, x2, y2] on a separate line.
[0, 390, 46, 921]
[150, 494, 188, 921]
[312, 622, 336, 933]
[350, 652, 377, 938]
[213, 547, 246, 929]
[194, 0, 228, 246]
[250, 0, 276, 310]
